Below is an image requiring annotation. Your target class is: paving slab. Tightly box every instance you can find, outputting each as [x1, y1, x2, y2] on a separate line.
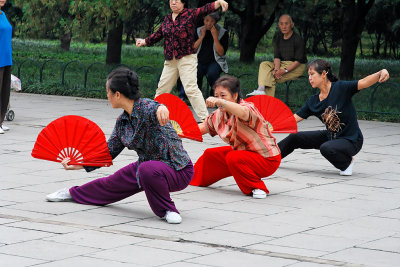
[0, 92, 399, 266]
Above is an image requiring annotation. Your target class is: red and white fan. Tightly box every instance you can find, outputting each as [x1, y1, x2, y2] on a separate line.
[155, 93, 203, 142]
[31, 115, 113, 167]
[246, 95, 298, 133]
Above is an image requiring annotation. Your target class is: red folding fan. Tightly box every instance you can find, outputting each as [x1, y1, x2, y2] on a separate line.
[31, 115, 113, 167]
[155, 93, 203, 142]
[245, 95, 298, 133]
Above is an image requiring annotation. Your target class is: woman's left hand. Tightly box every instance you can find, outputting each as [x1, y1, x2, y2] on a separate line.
[378, 69, 389, 83]
[157, 105, 170, 126]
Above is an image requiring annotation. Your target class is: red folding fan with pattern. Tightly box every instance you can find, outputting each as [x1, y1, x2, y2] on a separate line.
[155, 93, 203, 142]
[246, 95, 298, 133]
[31, 115, 113, 167]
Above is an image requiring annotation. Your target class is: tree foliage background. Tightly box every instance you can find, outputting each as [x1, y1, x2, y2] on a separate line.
[6, 0, 400, 77]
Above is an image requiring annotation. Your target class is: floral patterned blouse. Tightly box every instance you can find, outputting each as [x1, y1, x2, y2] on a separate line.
[86, 98, 191, 186]
[145, 2, 215, 60]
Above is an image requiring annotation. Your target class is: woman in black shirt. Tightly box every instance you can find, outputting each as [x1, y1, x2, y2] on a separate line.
[278, 59, 389, 176]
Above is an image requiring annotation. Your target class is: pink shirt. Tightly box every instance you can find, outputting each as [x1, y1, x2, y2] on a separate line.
[206, 100, 280, 158]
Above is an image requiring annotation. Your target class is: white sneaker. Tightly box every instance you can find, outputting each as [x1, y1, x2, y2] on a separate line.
[0, 127, 4, 134]
[340, 159, 354, 176]
[163, 211, 182, 224]
[252, 189, 267, 199]
[1, 125, 9, 131]
[46, 188, 72, 202]
[246, 89, 266, 96]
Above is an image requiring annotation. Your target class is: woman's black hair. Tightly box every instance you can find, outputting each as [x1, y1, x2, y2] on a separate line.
[179, 0, 187, 8]
[107, 68, 141, 101]
[307, 59, 339, 82]
[213, 75, 242, 103]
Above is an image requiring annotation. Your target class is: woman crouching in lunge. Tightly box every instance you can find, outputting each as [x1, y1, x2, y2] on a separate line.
[278, 59, 389, 176]
[190, 75, 281, 199]
[46, 68, 194, 224]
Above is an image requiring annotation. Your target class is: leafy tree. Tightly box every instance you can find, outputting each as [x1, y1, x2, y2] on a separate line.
[14, 0, 74, 51]
[71, 0, 139, 65]
[366, 0, 400, 58]
[229, 0, 281, 63]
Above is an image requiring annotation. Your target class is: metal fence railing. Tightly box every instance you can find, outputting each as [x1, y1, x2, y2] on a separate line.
[11, 59, 400, 116]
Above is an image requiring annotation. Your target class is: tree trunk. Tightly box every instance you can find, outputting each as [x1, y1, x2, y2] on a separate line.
[339, 0, 375, 80]
[60, 32, 72, 51]
[106, 22, 123, 65]
[232, 0, 279, 63]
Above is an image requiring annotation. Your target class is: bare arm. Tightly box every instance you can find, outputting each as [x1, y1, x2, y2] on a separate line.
[206, 97, 250, 121]
[358, 69, 390, 90]
[198, 122, 209, 135]
[294, 114, 304, 123]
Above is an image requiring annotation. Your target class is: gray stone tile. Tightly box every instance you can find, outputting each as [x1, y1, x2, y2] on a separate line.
[215, 217, 312, 238]
[246, 243, 325, 258]
[44, 229, 147, 249]
[43, 210, 137, 227]
[322, 247, 400, 267]
[89, 244, 197, 266]
[130, 215, 227, 233]
[305, 222, 394, 242]
[7, 219, 80, 234]
[33, 256, 139, 267]
[265, 233, 363, 253]
[0, 253, 45, 266]
[357, 237, 400, 253]
[0, 240, 99, 261]
[187, 251, 297, 267]
[0, 225, 55, 244]
[181, 229, 272, 247]
[139, 239, 221, 255]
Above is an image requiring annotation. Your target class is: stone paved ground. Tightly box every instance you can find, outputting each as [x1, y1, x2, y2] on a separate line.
[0, 92, 399, 267]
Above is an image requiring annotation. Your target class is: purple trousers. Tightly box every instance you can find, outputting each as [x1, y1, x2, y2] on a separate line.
[69, 160, 194, 217]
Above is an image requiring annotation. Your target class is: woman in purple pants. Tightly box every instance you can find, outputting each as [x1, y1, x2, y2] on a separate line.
[46, 68, 194, 224]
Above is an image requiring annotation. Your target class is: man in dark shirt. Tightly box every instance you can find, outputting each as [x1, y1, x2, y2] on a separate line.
[248, 14, 307, 97]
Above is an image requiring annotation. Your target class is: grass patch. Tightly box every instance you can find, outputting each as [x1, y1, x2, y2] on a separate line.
[12, 38, 400, 121]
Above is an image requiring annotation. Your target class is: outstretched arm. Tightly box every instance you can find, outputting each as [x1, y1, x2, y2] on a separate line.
[358, 69, 390, 90]
[206, 97, 249, 121]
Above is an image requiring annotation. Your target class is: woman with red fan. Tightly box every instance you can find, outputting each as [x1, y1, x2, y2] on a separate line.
[190, 75, 281, 199]
[46, 68, 194, 224]
[278, 59, 390, 176]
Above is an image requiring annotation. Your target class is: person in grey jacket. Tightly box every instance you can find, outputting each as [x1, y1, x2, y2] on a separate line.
[180, 12, 228, 99]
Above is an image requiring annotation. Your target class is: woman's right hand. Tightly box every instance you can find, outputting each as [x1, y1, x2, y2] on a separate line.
[61, 158, 84, 171]
[215, 0, 229, 12]
[135, 38, 146, 47]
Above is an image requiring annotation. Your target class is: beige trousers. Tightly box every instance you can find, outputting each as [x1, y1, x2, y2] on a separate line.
[155, 54, 208, 121]
[258, 61, 306, 96]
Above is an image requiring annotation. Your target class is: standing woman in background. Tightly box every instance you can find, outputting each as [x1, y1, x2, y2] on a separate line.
[0, 0, 12, 134]
[136, 0, 229, 122]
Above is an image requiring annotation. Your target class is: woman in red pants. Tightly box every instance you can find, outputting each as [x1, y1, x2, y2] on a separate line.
[190, 75, 281, 199]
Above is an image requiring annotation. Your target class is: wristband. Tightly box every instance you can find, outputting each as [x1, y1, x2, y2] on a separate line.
[284, 68, 289, 73]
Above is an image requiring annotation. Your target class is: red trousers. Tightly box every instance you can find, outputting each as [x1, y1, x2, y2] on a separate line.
[190, 146, 281, 195]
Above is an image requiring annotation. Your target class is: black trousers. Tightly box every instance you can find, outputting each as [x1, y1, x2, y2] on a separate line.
[278, 130, 363, 171]
[0, 66, 11, 126]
